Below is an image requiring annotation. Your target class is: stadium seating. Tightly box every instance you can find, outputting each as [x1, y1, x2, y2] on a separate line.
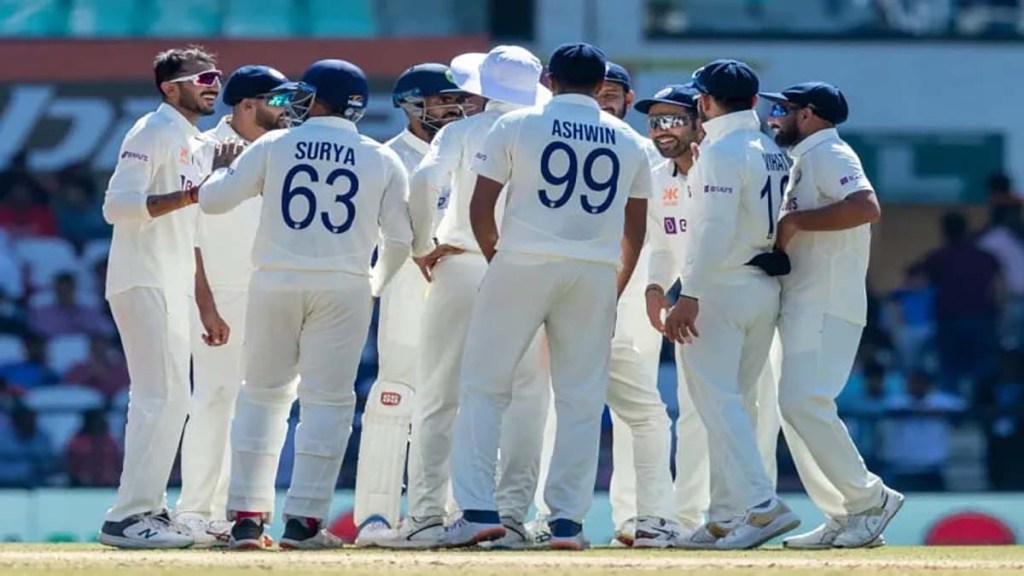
[671, 0, 762, 33]
[0, 334, 26, 366]
[46, 334, 90, 376]
[146, 0, 221, 37]
[222, 0, 295, 38]
[22, 384, 105, 449]
[0, 0, 66, 36]
[13, 238, 80, 291]
[68, 0, 142, 36]
[108, 388, 129, 443]
[308, 0, 376, 37]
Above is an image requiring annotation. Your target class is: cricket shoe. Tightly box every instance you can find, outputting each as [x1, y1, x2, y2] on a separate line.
[611, 517, 636, 547]
[229, 516, 268, 550]
[715, 499, 801, 550]
[280, 517, 344, 550]
[548, 519, 589, 551]
[834, 488, 904, 548]
[633, 517, 681, 549]
[354, 515, 393, 548]
[378, 516, 445, 549]
[673, 520, 734, 550]
[173, 512, 221, 549]
[784, 517, 885, 550]
[441, 511, 505, 548]
[526, 518, 551, 546]
[481, 517, 534, 550]
[98, 511, 194, 549]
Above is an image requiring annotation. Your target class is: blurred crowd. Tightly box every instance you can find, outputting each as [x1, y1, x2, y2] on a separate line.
[2, 157, 1024, 494]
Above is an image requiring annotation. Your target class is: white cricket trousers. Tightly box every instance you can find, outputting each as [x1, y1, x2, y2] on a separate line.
[673, 333, 781, 526]
[679, 274, 780, 522]
[778, 310, 884, 517]
[106, 287, 192, 522]
[452, 252, 617, 523]
[408, 251, 549, 522]
[177, 288, 248, 521]
[227, 272, 371, 522]
[353, 260, 426, 527]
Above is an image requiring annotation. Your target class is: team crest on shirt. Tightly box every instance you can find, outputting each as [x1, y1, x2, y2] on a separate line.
[662, 187, 679, 206]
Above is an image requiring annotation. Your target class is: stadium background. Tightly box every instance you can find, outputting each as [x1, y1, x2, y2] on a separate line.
[0, 0, 1022, 546]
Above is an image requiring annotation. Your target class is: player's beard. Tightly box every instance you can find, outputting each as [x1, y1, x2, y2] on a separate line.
[772, 122, 800, 148]
[180, 88, 217, 116]
[654, 135, 689, 159]
[421, 109, 463, 139]
[256, 106, 286, 131]
[601, 101, 626, 119]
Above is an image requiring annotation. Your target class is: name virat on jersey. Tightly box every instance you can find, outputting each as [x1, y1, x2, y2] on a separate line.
[295, 141, 357, 165]
[551, 120, 617, 145]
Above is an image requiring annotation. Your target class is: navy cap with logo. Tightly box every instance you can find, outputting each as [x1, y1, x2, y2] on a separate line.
[392, 63, 463, 108]
[548, 42, 607, 87]
[634, 83, 699, 114]
[221, 65, 289, 106]
[604, 62, 631, 91]
[292, 59, 368, 117]
[760, 81, 849, 125]
[691, 59, 759, 100]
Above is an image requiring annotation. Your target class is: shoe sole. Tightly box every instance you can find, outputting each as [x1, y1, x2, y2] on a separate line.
[445, 527, 506, 548]
[229, 539, 267, 551]
[783, 535, 885, 551]
[717, 512, 801, 550]
[549, 539, 587, 551]
[633, 538, 673, 549]
[98, 533, 193, 550]
[835, 493, 905, 549]
[615, 535, 634, 547]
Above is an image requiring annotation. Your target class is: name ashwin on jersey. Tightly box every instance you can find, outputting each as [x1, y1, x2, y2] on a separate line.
[295, 141, 357, 165]
[551, 120, 616, 145]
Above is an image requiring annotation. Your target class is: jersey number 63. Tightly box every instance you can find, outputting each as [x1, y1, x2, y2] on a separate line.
[281, 163, 359, 234]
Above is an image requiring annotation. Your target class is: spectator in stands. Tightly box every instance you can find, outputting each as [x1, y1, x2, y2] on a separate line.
[987, 172, 1020, 208]
[880, 370, 966, 491]
[0, 229, 28, 336]
[0, 405, 58, 488]
[978, 200, 1024, 348]
[65, 335, 129, 397]
[910, 211, 1002, 395]
[985, 350, 1024, 489]
[0, 334, 58, 392]
[53, 180, 110, 248]
[0, 180, 57, 238]
[888, 271, 936, 370]
[65, 408, 121, 487]
[29, 272, 112, 338]
[838, 360, 888, 470]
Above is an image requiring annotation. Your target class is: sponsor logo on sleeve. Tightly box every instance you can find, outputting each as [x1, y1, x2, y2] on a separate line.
[120, 150, 148, 162]
[840, 172, 863, 186]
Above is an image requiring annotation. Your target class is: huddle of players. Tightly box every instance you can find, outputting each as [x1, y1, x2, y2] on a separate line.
[97, 40, 901, 552]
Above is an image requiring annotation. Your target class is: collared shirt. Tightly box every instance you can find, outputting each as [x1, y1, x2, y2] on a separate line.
[385, 128, 448, 233]
[779, 128, 874, 325]
[647, 159, 690, 291]
[194, 116, 262, 291]
[199, 116, 412, 287]
[102, 103, 204, 298]
[408, 100, 523, 256]
[471, 93, 652, 267]
[680, 110, 788, 299]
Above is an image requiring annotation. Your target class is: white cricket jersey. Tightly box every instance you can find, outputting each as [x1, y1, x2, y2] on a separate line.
[471, 93, 652, 267]
[199, 116, 413, 288]
[680, 110, 789, 299]
[646, 159, 690, 291]
[779, 128, 874, 326]
[408, 101, 524, 256]
[385, 128, 449, 233]
[102, 103, 203, 298]
[193, 116, 262, 291]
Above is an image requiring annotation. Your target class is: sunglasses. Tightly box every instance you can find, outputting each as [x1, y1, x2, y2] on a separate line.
[170, 69, 223, 87]
[647, 114, 692, 131]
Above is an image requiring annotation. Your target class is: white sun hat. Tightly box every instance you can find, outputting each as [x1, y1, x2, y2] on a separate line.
[452, 45, 551, 106]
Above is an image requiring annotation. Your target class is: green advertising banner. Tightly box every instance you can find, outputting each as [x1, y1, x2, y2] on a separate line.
[844, 132, 1005, 204]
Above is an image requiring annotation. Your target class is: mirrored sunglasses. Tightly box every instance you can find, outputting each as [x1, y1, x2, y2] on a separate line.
[647, 114, 691, 131]
[170, 70, 223, 87]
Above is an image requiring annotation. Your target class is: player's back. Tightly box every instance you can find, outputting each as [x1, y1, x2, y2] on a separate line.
[252, 117, 407, 278]
[483, 94, 650, 266]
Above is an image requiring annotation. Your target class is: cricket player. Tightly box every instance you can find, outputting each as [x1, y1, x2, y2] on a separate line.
[379, 45, 553, 550]
[354, 62, 468, 546]
[445, 43, 651, 551]
[662, 59, 796, 550]
[98, 46, 224, 549]
[531, 62, 677, 549]
[638, 84, 783, 543]
[174, 65, 291, 546]
[197, 59, 423, 550]
[762, 82, 902, 549]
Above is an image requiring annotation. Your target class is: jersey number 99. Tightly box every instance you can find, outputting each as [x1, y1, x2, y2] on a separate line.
[281, 163, 359, 234]
[538, 142, 619, 215]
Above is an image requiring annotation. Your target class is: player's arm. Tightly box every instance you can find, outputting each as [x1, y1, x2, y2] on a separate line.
[616, 149, 653, 297]
[408, 123, 460, 257]
[103, 125, 195, 222]
[646, 211, 676, 333]
[469, 116, 516, 262]
[198, 138, 268, 214]
[194, 248, 229, 346]
[372, 148, 414, 297]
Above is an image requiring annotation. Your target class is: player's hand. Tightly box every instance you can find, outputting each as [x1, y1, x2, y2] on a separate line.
[664, 295, 700, 344]
[200, 309, 230, 347]
[414, 244, 465, 282]
[645, 286, 669, 333]
[213, 139, 245, 170]
[775, 212, 801, 252]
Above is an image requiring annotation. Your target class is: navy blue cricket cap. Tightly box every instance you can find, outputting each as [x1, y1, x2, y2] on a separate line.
[760, 81, 849, 125]
[284, 59, 369, 112]
[392, 63, 463, 108]
[604, 62, 631, 91]
[691, 59, 759, 100]
[548, 42, 607, 86]
[634, 83, 699, 114]
[221, 65, 289, 106]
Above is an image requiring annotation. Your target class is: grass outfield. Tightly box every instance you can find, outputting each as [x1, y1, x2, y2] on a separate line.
[1, 545, 1024, 576]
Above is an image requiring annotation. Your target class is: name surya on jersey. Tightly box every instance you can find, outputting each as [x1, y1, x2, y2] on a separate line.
[550, 119, 617, 145]
[295, 140, 357, 165]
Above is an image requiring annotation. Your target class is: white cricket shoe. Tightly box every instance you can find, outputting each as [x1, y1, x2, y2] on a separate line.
[481, 518, 533, 550]
[672, 521, 732, 550]
[354, 516, 393, 548]
[612, 517, 636, 547]
[525, 518, 551, 547]
[279, 518, 345, 550]
[715, 499, 801, 550]
[441, 516, 505, 548]
[784, 518, 886, 550]
[173, 513, 221, 549]
[548, 519, 589, 551]
[378, 516, 446, 549]
[633, 517, 681, 549]
[99, 512, 194, 549]
[834, 488, 904, 548]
